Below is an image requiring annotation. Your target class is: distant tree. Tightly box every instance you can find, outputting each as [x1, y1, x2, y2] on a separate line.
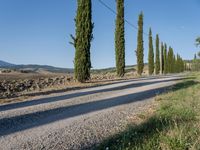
[175, 54, 185, 73]
[196, 37, 200, 59]
[196, 37, 200, 46]
[71, 0, 94, 82]
[192, 53, 200, 71]
[198, 51, 200, 58]
[194, 54, 197, 60]
[148, 28, 154, 75]
[180, 57, 184, 72]
[172, 54, 176, 73]
[136, 12, 144, 75]
[161, 42, 164, 74]
[175, 54, 180, 73]
[167, 47, 174, 73]
[164, 43, 168, 74]
[115, 0, 125, 77]
[155, 34, 160, 74]
[174, 55, 177, 73]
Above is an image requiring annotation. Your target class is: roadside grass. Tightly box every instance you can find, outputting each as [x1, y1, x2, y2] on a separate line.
[97, 73, 200, 150]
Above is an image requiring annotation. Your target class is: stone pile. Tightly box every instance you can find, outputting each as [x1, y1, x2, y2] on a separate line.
[0, 76, 73, 98]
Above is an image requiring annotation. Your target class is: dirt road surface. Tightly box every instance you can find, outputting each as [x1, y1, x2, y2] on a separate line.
[0, 75, 184, 150]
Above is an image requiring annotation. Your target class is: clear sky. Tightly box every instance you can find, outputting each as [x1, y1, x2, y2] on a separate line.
[0, 0, 199, 69]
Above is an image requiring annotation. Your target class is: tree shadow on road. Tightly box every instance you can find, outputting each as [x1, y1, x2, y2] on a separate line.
[0, 77, 197, 137]
[0, 77, 189, 112]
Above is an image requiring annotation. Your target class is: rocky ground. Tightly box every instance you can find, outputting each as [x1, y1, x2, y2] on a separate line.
[0, 72, 136, 102]
[0, 75, 72, 98]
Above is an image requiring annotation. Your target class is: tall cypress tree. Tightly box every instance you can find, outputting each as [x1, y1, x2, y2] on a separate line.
[136, 12, 144, 75]
[72, 0, 93, 82]
[172, 54, 176, 73]
[115, 0, 125, 77]
[194, 54, 197, 60]
[176, 54, 182, 73]
[155, 34, 160, 74]
[164, 43, 167, 74]
[161, 42, 164, 74]
[167, 47, 174, 73]
[181, 58, 184, 72]
[176, 55, 179, 72]
[148, 28, 154, 75]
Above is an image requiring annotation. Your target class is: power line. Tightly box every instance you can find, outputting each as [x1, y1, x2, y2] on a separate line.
[97, 0, 155, 41]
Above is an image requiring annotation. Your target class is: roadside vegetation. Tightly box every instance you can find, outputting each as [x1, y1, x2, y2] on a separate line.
[97, 72, 200, 150]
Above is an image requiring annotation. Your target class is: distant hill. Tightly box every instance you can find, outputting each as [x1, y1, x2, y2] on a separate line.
[0, 60, 151, 74]
[11, 64, 74, 73]
[91, 64, 148, 74]
[0, 60, 73, 73]
[0, 60, 15, 67]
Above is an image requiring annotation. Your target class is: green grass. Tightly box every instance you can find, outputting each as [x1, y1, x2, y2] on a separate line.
[97, 73, 200, 150]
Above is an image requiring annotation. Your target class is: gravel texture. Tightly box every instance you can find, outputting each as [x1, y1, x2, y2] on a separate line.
[0, 75, 183, 150]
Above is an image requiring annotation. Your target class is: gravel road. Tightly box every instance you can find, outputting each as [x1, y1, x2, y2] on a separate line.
[0, 75, 184, 150]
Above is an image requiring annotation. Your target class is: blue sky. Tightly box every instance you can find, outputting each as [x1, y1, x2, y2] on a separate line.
[0, 0, 199, 69]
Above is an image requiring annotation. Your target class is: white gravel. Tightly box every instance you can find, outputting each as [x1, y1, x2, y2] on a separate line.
[0, 75, 183, 150]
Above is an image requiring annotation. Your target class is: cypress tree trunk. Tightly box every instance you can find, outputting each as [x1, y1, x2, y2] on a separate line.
[155, 34, 160, 74]
[161, 42, 164, 74]
[136, 12, 144, 76]
[115, 0, 125, 77]
[148, 28, 154, 75]
[164, 43, 168, 74]
[73, 0, 93, 82]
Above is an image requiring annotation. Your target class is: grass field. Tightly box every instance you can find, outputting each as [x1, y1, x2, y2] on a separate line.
[97, 73, 200, 150]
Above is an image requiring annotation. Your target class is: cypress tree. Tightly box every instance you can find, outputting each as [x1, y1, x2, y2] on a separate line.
[164, 43, 167, 74]
[72, 0, 93, 82]
[161, 42, 164, 74]
[175, 54, 178, 73]
[177, 54, 183, 73]
[115, 0, 125, 77]
[167, 47, 174, 73]
[194, 54, 197, 60]
[155, 34, 160, 74]
[175, 54, 180, 73]
[167, 47, 171, 73]
[172, 54, 176, 73]
[181, 58, 184, 72]
[178, 54, 185, 73]
[148, 28, 154, 75]
[136, 12, 144, 75]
